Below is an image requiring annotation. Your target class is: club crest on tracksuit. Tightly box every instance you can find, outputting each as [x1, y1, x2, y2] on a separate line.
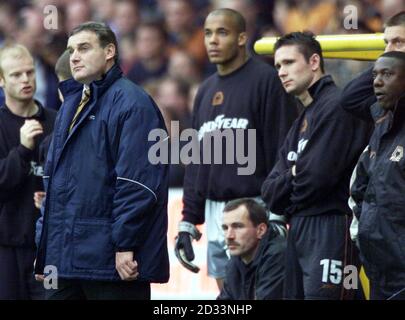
[390, 145, 404, 162]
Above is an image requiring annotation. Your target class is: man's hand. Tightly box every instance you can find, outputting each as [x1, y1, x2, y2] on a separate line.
[20, 119, 43, 150]
[33, 259, 44, 282]
[115, 251, 139, 281]
[33, 191, 46, 209]
[35, 274, 45, 282]
[174, 221, 202, 273]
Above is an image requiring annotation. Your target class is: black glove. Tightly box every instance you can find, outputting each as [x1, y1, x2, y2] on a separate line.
[175, 221, 202, 273]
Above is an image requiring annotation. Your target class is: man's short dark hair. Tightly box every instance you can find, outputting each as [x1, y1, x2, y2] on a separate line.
[223, 198, 268, 227]
[274, 31, 325, 73]
[70, 21, 119, 63]
[207, 8, 246, 33]
[55, 50, 72, 81]
[385, 11, 405, 28]
[379, 50, 405, 69]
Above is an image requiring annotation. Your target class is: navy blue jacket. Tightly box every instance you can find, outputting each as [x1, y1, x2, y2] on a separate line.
[352, 96, 405, 288]
[35, 65, 169, 282]
[262, 76, 371, 218]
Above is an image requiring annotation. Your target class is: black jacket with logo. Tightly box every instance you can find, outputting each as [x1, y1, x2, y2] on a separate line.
[182, 58, 298, 224]
[0, 103, 56, 247]
[352, 95, 405, 287]
[262, 76, 371, 218]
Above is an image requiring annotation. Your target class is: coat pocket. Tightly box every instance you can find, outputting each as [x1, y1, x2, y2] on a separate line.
[72, 219, 115, 270]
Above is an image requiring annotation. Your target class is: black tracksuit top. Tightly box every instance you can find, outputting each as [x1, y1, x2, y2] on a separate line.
[262, 76, 371, 218]
[182, 58, 298, 224]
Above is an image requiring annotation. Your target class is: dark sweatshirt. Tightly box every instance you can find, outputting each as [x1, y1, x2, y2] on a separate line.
[0, 103, 56, 247]
[340, 67, 376, 122]
[217, 227, 286, 300]
[182, 58, 298, 225]
[262, 76, 371, 218]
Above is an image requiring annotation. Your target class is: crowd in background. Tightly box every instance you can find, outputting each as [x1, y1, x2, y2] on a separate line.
[0, 0, 403, 187]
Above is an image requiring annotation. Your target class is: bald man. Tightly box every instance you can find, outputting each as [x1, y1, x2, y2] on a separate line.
[174, 8, 297, 290]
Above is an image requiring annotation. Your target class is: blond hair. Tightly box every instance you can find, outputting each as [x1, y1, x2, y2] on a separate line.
[0, 43, 34, 78]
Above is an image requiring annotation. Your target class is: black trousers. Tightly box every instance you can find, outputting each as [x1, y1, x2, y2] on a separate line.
[0, 245, 45, 300]
[45, 278, 150, 300]
[283, 213, 360, 300]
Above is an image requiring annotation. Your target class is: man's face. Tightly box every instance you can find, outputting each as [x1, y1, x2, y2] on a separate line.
[204, 14, 245, 65]
[67, 31, 113, 84]
[373, 56, 405, 109]
[274, 45, 315, 96]
[222, 206, 266, 263]
[0, 53, 36, 102]
[384, 25, 405, 52]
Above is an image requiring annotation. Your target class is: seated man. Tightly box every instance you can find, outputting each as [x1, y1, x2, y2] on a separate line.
[217, 198, 286, 300]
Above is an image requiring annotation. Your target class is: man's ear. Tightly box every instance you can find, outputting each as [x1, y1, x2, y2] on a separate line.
[105, 43, 116, 62]
[256, 223, 268, 240]
[0, 77, 5, 88]
[238, 32, 247, 47]
[309, 53, 321, 72]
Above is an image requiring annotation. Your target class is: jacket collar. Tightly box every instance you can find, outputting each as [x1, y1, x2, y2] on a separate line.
[58, 78, 82, 98]
[91, 63, 123, 97]
[372, 93, 405, 131]
[307, 75, 335, 100]
[295, 75, 335, 110]
[59, 64, 123, 99]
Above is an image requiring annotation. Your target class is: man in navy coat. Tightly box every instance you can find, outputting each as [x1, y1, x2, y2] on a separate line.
[35, 22, 169, 300]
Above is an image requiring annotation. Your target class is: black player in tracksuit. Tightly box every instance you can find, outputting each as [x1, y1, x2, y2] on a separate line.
[350, 52, 405, 300]
[182, 57, 298, 225]
[175, 9, 297, 289]
[179, 57, 297, 279]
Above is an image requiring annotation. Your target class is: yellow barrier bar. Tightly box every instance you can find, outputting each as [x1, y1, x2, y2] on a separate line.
[323, 50, 383, 60]
[254, 33, 385, 61]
